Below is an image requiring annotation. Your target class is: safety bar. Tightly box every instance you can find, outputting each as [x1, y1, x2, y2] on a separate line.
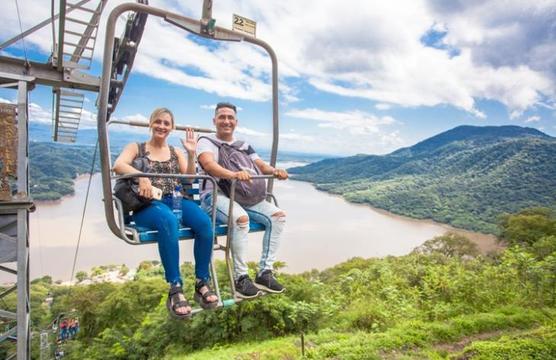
[97, 2, 280, 242]
[108, 119, 215, 134]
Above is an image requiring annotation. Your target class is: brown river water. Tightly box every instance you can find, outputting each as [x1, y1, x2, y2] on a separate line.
[3, 173, 497, 283]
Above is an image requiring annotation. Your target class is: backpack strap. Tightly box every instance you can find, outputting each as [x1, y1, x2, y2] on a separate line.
[230, 140, 246, 150]
[168, 145, 178, 161]
[137, 142, 148, 157]
[198, 136, 219, 191]
[198, 135, 223, 149]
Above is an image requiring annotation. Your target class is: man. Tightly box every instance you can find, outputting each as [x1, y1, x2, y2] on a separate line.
[197, 102, 289, 298]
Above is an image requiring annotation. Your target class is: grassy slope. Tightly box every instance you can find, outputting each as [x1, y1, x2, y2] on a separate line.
[171, 307, 554, 360]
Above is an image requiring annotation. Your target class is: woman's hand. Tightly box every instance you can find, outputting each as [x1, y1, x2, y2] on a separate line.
[180, 127, 197, 156]
[138, 177, 153, 199]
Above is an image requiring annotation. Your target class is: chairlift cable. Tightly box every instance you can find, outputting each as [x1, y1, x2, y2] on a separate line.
[13, 0, 29, 64]
[69, 140, 99, 283]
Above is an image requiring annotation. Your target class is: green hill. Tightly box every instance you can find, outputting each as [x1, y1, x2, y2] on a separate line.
[289, 125, 556, 233]
[29, 142, 100, 200]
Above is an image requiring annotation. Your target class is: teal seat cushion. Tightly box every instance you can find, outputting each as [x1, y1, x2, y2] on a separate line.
[132, 220, 265, 243]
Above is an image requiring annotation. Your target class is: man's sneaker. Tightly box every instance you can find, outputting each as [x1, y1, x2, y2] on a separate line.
[234, 275, 263, 299]
[254, 270, 285, 294]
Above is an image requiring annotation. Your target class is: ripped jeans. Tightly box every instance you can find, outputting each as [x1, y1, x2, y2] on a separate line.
[201, 192, 286, 279]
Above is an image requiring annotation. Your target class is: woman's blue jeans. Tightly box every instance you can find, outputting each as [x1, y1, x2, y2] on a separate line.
[132, 196, 214, 286]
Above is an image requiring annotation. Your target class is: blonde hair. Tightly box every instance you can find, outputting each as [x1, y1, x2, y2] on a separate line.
[149, 107, 175, 129]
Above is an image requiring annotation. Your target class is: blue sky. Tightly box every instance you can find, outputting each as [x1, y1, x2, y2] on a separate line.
[1, 0, 555, 156]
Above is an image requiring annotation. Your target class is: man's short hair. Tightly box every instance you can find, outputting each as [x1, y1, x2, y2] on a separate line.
[215, 102, 237, 115]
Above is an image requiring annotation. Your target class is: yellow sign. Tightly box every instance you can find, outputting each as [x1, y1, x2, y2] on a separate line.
[232, 14, 256, 37]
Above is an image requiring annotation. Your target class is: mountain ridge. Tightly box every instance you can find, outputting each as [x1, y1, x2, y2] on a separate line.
[290, 125, 556, 233]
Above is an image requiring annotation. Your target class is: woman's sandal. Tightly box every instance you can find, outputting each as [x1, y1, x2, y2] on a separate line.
[166, 285, 192, 319]
[194, 280, 219, 310]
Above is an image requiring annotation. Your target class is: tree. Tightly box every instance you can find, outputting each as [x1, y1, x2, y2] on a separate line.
[499, 207, 556, 247]
[412, 232, 479, 257]
[75, 271, 88, 283]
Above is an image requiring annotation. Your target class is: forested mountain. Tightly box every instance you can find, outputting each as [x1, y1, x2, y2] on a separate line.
[29, 142, 101, 200]
[290, 125, 556, 233]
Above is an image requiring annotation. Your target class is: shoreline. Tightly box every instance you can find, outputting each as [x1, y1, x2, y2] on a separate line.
[36, 174, 501, 253]
[35, 174, 501, 254]
[302, 182, 501, 254]
[34, 173, 94, 205]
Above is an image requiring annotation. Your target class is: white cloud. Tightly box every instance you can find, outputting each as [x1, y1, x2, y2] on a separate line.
[537, 101, 556, 110]
[510, 110, 521, 120]
[28, 102, 51, 124]
[281, 132, 314, 142]
[470, 108, 486, 120]
[17, 99, 99, 130]
[236, 126, 266, 137]
[108, 113, 150, 134]
[237, 0, 554, 115]
[283, 107, 403, 154]
[286, 108, 395, 135]
[2, 0, 555, 122]
[375, 103, 392, 110]
[525, 115, 541, 123]
[1, 99, 54, 125]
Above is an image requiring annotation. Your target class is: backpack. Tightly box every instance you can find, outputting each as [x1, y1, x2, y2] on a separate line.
[199, 136, 266, 207]
[113, 143, 152, 212]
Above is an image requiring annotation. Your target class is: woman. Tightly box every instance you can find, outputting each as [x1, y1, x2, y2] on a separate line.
[113, 107, 218, 319]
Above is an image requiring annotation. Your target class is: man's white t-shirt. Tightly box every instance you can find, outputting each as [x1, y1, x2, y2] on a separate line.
[196, 133, 260, 198]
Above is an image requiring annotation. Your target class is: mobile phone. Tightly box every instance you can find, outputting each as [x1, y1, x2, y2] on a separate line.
[151, 186, 163, 200]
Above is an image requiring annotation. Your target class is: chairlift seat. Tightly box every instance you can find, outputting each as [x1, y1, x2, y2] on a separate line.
[113, 181, 267, 244]
[127, 220, 266, 243]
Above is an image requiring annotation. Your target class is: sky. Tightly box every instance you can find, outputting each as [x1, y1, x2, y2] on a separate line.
[0, 0, 555, 156]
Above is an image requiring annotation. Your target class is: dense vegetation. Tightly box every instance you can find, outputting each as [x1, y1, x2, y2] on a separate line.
[1, 207, 554, 359]
[290, 125, 556, 234]
[29, 142, 100, 200]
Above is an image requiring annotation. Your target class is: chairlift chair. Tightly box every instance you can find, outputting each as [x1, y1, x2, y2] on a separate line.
[97, 1, 282, 312]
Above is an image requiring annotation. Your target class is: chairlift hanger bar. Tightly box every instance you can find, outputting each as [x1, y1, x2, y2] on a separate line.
[98, 2, 280, 240]
[108, 119, 214, 134]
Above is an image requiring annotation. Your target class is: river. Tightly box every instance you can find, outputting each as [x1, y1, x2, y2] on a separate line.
[8, 173, 497, 282]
